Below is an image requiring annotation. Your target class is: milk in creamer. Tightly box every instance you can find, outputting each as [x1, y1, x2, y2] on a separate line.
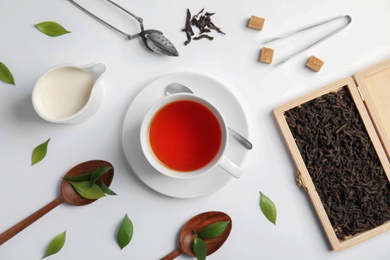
[37, 67, 93, 120]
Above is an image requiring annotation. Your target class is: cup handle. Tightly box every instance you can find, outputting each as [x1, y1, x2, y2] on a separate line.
[218, 156, 243, 178]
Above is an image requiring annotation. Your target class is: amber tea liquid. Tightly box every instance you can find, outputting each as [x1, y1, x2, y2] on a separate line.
[148, 100, 222, 172]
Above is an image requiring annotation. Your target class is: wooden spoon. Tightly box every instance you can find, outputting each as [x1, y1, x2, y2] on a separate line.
[0, 160, 114, 245]
[161, 211, 232, 260]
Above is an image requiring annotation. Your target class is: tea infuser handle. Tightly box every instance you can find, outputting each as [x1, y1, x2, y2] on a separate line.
[67, 0, 141, 40]
[218, 156, 243, 179]
[106, 0, 144, 32]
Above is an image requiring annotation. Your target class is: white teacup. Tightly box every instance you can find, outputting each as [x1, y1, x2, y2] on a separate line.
[140, 93, 243, 179]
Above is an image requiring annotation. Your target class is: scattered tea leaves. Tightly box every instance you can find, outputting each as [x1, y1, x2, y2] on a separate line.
[193, 236, 207, 260]
[198, 221, 229, 240]
[0, 62, 15, 85]
[285, 88, 390, 239]
[89, 166, 112, 187]
[35, 21, 71, 37]
[42, 230, 66, 259]
[69, 181, 105, 200]
[260, 191, 277, 225]
[117, 214, 133, 250]
[32, 138, 50, 166]
[182, 8, 225, 45]
[101, 181, 117, 195]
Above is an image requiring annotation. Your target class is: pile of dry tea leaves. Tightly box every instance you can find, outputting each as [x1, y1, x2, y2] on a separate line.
[285, 87, 390, 240]
[182, 8, 225, 45]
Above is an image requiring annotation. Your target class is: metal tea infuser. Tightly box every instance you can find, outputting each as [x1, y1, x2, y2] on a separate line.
[264, 14, 352, 66]
[68, 0, 179, 56]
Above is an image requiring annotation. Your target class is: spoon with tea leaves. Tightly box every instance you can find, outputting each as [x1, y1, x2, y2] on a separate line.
[0, 160, 114, 245]
[165, 83, 253, 150]
[161, 211, 232, 260]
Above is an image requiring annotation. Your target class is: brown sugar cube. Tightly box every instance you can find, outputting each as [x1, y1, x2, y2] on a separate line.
[259, 47, 274, 64]
[306, 55, 324, 72]
[248, 15, 265, 31]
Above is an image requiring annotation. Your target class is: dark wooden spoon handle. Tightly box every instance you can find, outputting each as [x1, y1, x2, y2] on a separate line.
[0, 197, 62, 245]
[160, 248, 182, 260]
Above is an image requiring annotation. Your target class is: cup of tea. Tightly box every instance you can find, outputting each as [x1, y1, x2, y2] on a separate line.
[140, 93, 243, 179]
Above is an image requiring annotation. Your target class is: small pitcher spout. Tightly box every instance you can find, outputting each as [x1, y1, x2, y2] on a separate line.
[82, 62, 107, 83]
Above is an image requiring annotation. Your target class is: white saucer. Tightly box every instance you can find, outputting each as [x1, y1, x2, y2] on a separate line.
[122, 72, 252, 198]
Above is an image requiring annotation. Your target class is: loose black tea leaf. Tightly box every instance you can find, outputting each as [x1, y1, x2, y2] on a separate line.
[193, 34, 214, 41]
[183, 9, 194, 45]
[285, 87, 390, 240]
[182, 8, 224, 45]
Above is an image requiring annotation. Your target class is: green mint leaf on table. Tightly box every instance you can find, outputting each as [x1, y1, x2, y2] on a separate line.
[100, 181, 117, 195]
[198, 221, 229, 240]
[31, 138, 50, 166]
[35, 21, 71, 37]
[0, 62, 15, 85]
[69, 181, 106, 200]
[193, 236, 207, 260]
[42, 230, 66, 259]
[260, 191, 277, 225]
[89, 166, 112, 187]
[117, 214, 133, 250]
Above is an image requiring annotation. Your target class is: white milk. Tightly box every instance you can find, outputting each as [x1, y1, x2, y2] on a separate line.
[37, 67, 94, 120]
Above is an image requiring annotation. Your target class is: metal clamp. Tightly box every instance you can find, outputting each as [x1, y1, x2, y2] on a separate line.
[264, 15, 352, 66]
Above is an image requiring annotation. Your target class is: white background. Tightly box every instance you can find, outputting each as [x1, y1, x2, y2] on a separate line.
[1, 0, 390, 259]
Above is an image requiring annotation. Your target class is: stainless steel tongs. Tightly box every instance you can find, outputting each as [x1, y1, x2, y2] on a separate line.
[68, 0, 179, 56]
[264, 15, 352, 66]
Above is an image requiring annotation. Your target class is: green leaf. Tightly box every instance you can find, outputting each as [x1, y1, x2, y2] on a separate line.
[89, 166, 112, 187]
[198, 221, 229, 240]
[42, 230, 66, 259]
[117, 214, 133, 250]
[35, 21, 71, 37]
[260, 191, 277, 225]
[100, 181, 117, 195]
[193, 236, 207, 260]
[69, 181, 106, 200]
[0, 62, 15, 85]
[62, 171, 93, 182]
[32, 138, 50, 166]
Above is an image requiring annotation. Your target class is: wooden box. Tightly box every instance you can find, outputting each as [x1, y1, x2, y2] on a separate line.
[274, 59, 390, 251]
